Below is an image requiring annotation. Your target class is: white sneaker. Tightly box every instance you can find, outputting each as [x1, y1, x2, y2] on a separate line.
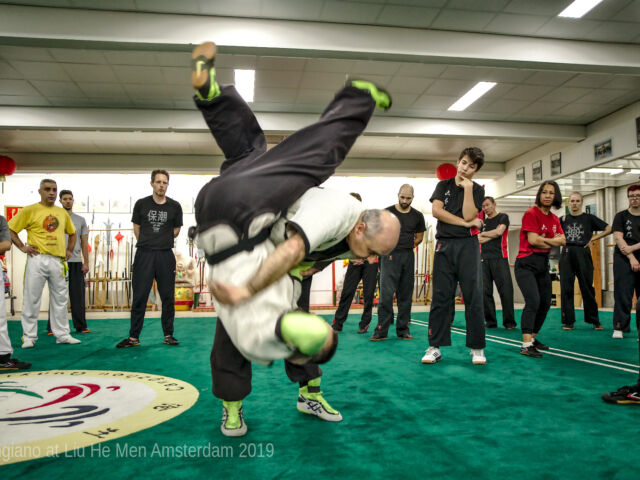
[471, 349, 487, 365]
[421, 346, 441, 364]
[21, 337, 35, 349]
[612, 330, 623, 339]
[56, 336, 81, 345]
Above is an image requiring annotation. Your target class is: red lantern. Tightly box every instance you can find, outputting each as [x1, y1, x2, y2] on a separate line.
[0, 156, 16, 182]
[436, 163, 457, 181]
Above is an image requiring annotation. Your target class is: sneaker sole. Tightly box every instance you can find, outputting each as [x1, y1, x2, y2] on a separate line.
[520, 351, 542, 358]
[421, 357, 441, 364]
[369, 337, 388, 342]
[221, 424, 248, 437]
[191, 42, 216, 90]
[472, 360, 487, 365]
[116, 343, 140, 348]
[163, 341, 179, 345]
[297, 404, 343, 422]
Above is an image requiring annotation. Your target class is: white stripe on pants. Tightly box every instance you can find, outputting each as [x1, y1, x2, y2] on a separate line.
[0, 289, 11, 355]
[21, 254, 70, 341]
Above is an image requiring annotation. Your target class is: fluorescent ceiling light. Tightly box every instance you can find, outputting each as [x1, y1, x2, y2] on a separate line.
[234, 69, 255, 102]
[506, 195, 536, 199]
[586, 168, 624, 174]
[448, 82, 497, 111]
[558, 0, 604, 18]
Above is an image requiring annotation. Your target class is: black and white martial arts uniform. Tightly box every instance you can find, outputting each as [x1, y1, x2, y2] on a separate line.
[427, 178, 485, 349]
[559, 213, 608, 328]
[194, 84, 377, 401]
[612, 210, 640, 334]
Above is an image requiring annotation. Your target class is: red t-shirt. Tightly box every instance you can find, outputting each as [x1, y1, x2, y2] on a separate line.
[517, 206, 564, 259]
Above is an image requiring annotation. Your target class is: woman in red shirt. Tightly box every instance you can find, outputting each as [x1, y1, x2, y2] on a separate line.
[515, 181, 566, 357]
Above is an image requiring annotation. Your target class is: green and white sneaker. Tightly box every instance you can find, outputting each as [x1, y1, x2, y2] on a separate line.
[221, 400, 247, 437]
[192, 41, 221, 101]
[297, 378, 343, 422]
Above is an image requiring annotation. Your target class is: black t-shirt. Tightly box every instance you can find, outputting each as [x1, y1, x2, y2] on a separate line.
[385, 206, 426, 250]
[430, 178, 484, 239]
[132, 196, 183, 250]
[481, 213, 510, 259]
[612, 210, 640, 258]
[560, 213, 608, 247]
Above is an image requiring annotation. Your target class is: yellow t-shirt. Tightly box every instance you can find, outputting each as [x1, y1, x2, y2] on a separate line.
[8, 203, 76, 258]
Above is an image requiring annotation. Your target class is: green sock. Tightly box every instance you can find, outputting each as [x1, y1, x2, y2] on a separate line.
[350, 80, 391, 110]
[222, 400, 242, 429]
[196, 67, 221, 101]
[281, 312, 329, 355]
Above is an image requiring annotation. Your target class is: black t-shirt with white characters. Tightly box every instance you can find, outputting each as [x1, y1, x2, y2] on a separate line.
[612, 210, 640, 259]
[430, 177, 484, 239]
[481, 213, 509, 259]
[132, 195, 183, 249]
[385, 205, 426, 250]
[560, 213, 608, 247]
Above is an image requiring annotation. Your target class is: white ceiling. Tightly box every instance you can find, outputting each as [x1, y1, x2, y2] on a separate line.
[0, 0, 639, 178]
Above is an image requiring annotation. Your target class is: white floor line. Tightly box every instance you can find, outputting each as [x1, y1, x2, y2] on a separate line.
[409, 319, 639, 374]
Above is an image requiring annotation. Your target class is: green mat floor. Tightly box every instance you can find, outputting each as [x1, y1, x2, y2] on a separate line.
[1, 308, 639, 480]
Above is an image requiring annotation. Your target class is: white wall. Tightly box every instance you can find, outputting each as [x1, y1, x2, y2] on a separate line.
[2, 173, 494, 311]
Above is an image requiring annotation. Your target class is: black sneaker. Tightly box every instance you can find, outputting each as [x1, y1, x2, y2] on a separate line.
[370, 332, 388, 342]
[357, 324, 370, 334]
[116, 337, 140, 348]
[331, 321, 343, 332]
[594, 323, 604, 331]
[163, 335, 179, 346]
[562, 325, 575, 331]
[0, 358, 32, 370]
[397, 333, 414, 340]
[504, 324, 517, 330]
[602, 385, 640, 404]
[533, 339, 549, 350]
[520, 345, 542, 358]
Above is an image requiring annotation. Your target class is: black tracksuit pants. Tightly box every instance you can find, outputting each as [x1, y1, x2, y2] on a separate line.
[514, 253, 551, 335]
[559, 246, 600, 326]
[428, 237, 485, 349]
[129, 248, 176, 338]
[68, 261, 87, 331]
[482, 257, 516, 328]
[375, 249, 414, 337]
[195, 85, 376, 400]
[333, 261, 378, 329]
[613, 251, 640, 333]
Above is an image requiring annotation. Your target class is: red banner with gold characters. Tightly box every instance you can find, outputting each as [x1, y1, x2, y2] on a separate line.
[4, 205, 23, 222]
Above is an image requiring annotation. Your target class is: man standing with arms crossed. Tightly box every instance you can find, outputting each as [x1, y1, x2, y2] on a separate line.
[371, 184, 426, 341]
[116, 170, 183, 348]
[9, 179, 81, 348]
[478, 196, 516, 330]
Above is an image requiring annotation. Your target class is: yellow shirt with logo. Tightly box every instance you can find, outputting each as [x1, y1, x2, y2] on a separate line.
[8, 203, 76, 258]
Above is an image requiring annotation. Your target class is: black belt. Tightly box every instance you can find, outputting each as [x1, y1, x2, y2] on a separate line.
[205, 227, 272, 266]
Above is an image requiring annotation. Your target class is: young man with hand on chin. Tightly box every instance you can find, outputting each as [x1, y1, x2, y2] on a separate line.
[422, 147, 487, 365]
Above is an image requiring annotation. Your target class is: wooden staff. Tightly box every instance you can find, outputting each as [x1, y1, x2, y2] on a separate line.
[92, 234, 100, 308]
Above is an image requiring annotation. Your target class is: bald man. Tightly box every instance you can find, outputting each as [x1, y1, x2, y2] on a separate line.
[371, 184, 426, 341]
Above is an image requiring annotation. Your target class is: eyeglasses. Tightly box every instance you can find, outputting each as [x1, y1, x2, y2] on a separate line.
[629, 195, 640, 199]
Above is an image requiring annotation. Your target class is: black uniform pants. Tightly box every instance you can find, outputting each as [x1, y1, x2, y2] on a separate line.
[613, 251, 640, 333]
[196, 84, 376, 399]
[514, 253, 551, 335]
[129, 248, 176, 338]
[559, 246, 600, 326]
[375, 249, 414, 337]
[482, 257, 516, 328]
[334, 261, 378, 329]
[428, 237, 485, 349]
[297, 277, 313, 312]
[68, 261, 87, 331]
[210, 317, 322, 401]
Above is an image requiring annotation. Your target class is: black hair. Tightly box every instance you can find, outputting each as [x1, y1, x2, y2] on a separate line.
[459, 147, 485, 171]
[535, 180, 562, 209]
[482, 196, 495, 204]
[59, 189, 73, 199]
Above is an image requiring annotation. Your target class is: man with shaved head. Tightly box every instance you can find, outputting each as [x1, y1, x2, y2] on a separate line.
[190, 40, 398, 437]
[371, 184, 426, 341]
